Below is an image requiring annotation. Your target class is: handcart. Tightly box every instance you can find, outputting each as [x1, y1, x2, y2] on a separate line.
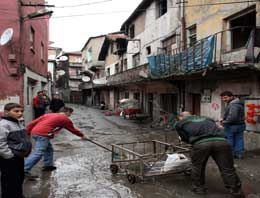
[109, 140, 191, 184]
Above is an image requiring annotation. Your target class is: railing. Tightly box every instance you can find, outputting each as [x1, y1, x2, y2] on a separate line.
[148, 26, 260, 79]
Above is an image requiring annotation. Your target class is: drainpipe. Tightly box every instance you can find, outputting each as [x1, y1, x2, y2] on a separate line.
[18, 0, 25, 105]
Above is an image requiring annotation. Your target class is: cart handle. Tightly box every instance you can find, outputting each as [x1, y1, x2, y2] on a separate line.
[84, 139, 112, 152]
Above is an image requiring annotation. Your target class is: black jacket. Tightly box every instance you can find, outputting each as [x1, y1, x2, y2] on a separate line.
[223, 98, 245, 125]
[175, 116, 225, 144]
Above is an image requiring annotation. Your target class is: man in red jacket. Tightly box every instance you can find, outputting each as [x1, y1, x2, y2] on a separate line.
[24, 106, 88, 176]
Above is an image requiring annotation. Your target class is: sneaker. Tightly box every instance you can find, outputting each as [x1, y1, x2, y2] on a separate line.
[42, 166, 57, 171]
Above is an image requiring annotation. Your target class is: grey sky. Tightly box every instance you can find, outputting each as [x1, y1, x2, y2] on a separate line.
[47, 0, 142, 52]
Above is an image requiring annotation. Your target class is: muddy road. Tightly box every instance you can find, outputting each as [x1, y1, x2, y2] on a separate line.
[23, 105, 260, 198]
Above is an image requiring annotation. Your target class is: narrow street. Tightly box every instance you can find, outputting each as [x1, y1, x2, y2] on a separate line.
[23, 105, 260, 198]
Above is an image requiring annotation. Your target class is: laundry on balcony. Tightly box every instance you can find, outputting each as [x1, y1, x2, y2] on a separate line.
[147, 36, 215, 79]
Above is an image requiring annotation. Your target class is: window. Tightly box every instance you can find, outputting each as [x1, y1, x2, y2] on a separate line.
[125, 92, 129, 99]
[229, 9, 256, 49]
[134, 92, 140, 101]
[110, 42, 114, 54]
[133, 53, 140, 67]
[156, 0, 167, 18]
[120, 59, 124, 72]
[115, 63, 119, 73]
[40, 42, 44, 61]
[187, 25, 197, 47]
[30, 27, 35, 51]
[123, 58, 127, 71]
[106, 68, 110, 76]
[129, 24, 135, 38]
[96, 71, 100, 79]
[146, 46, 151, 55]
[162, 35, 176, 54]
[86, 47, 92, 63]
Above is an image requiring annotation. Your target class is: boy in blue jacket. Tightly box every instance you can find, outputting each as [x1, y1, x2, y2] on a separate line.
[0, 103, 32, 198]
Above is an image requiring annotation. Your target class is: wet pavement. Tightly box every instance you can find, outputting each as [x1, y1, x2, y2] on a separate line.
[23, 104, 260, 198]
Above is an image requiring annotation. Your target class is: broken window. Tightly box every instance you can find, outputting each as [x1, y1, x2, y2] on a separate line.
[133, 53, 140, 67]
[187, 25, 197, 47]
[156, 0, 167, 18]
[229, 9, 256, 49]
[162, 34, 176, 55]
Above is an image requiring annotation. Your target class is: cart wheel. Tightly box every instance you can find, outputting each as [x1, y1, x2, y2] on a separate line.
[127, 174, 136, 184]
[110, 164, 119, 174]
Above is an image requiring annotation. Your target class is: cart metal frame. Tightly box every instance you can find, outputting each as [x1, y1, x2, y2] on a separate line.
[110, 140, 190, 183]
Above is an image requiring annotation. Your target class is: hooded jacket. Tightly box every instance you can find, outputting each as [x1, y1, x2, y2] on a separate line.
[223, 98, 245, 125]
[0, 117, 32, 159]
[175, 116, 225, 144]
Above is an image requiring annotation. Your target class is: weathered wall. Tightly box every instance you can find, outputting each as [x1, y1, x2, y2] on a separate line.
[185, 0, 258, 39]
[127, 0, 181, 69]
[82, 36, 106, 70]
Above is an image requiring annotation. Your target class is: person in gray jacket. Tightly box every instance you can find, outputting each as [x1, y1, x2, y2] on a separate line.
[0, 103, 32, 198]
[220, 91, 245, 159]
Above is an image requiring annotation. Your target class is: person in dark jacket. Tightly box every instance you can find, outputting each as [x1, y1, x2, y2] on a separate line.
[220, 91, 245, 159]
[49, 94, 65, 113]
[33, 91, 49, 118]
[175, 112, 244, 198]
[0, 103, 32, 198]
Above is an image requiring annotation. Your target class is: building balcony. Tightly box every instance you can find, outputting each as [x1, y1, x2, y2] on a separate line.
[106, 64, 149, 86]
[85, 60, 105, 71]
[148, 26, 260, 79]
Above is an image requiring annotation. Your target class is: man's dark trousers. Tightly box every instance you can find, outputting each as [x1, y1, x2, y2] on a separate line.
[0, 156, 24, 198]
[190, 140, 241, 192]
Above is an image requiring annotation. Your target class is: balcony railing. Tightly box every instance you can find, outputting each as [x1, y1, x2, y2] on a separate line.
[106, 64, 148, 86]
[148, 26, 260, 79]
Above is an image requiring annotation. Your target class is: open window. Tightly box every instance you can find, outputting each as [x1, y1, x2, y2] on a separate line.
[231, 11, 256, 49]
[162, 34, 176, 55]
[187, 25, 197, 47]
[226, 6, 256, 50]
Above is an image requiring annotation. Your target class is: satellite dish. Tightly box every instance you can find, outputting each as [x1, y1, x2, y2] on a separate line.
[56, 70, 65, 76]
[59, 56, 68, 61]
[0, 28, 13, 46]
[82, 76, 91, 82]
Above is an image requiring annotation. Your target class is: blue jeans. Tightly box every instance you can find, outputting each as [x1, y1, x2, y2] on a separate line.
[224, 124, 246, 157]
[24, 135, 53, 172]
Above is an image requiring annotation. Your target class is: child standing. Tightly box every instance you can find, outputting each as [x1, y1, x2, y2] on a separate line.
[0, 103, 32, 198]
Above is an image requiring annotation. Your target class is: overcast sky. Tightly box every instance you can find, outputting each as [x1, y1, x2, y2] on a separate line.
[47, 0, 142, 52]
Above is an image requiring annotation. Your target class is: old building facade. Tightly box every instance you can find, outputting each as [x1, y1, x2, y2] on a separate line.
[0, 0, 51, 122]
